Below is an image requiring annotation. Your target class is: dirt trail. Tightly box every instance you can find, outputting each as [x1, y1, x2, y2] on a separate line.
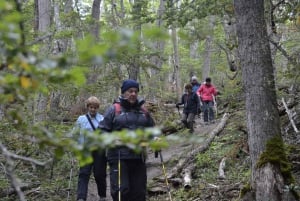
[86, 116, 217, 201]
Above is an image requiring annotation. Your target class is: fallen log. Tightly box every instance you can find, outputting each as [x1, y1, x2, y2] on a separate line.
[149, 113, 229, 192]
[168, 113, 229, 179]
[163, 103, 176, 108]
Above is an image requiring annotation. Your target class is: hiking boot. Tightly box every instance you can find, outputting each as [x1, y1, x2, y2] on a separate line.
[99, 197, 107, 201]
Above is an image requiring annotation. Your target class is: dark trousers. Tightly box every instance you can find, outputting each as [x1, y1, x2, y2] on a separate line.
[203, 101, 214, 122]
[181, 112, 196, 133]
[77, 151, 107, 200]
[109, 159, 146, 201]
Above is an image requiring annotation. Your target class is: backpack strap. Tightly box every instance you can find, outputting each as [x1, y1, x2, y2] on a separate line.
[113, 103, 148, 116]
[114, 103, 122, 115]
[86, 114, 96, 131]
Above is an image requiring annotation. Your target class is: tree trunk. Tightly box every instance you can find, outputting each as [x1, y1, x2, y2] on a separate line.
[90, 0, 102, 41]
[128, 0, 143, 81]
[85, 0, 102, 86]
[221, 14, 238, 72]
[264, 0, 281, 87]
[201, 35, 212, 81]
[149, 0, 166, 101]
[35, 0, 51, 32]
[34, 0, 51, 123]
[201, 16, 215, 81]
[234, 0, 296, 200]
[171, 26, 181, 100]
[190, 40, 199, 60]
[189, 39, 199, 78]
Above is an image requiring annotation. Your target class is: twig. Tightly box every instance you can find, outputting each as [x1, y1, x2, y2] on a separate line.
[0, 143, 51, 166]
[207, 183, 219, 189]
[0, 143, 26, 201]
[0, 143, 52, 200]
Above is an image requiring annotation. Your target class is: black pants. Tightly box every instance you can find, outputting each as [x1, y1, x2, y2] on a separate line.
[109, 159, 146, 201]
[77, 151, 107, 200]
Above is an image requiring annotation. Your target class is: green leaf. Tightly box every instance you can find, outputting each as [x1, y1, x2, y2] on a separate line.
[69, 66, 87, 86]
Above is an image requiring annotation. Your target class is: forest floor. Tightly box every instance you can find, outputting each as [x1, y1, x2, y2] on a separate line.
[85, 115, 221, 201]
[84, 109, 300, 201]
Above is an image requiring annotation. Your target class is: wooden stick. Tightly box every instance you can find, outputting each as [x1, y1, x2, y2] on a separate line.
[183, 165, 194, 189]
[282, 98, 299, 133]
[218, 157, 226, 179]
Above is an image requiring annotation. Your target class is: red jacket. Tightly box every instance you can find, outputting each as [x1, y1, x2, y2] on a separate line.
[197, 83, 217, 101]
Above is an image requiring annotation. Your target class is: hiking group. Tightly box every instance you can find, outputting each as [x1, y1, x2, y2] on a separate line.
[176, 76, 218, 133]
[73, 77, 217, 201]
[73, 79, 154, 201]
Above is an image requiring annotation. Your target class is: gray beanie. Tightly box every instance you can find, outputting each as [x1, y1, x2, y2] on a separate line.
[191, 76, 198, 81]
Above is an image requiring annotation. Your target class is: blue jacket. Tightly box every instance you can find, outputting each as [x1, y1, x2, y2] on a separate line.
[99, 97, 155, 160]
[74, 112, 103, 145]
[192, 82, 201, 93]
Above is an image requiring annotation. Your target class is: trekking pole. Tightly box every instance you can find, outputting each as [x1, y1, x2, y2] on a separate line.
[212, 95, 217, 118]
[66, 153, 74, 201]
[158, 151, 173, 201]
[118, 150, 121, 201]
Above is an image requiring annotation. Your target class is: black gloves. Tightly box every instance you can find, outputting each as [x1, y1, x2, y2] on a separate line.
[176, 103, 180, 108]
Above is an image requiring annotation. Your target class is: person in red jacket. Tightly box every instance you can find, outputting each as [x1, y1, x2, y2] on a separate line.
[197, 77, 217, 124]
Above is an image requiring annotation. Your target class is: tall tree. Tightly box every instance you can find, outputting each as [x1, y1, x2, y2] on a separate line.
[86, 0, 102, 86]
[221, 13, 239, 72]
[34, 0, 51, 123]
[128, 0, 144, 80]
[91, 0, 102, 41]
[234, 0, 296, 200]
[201, 15, 215, 82]
[149, 0, 166, 101]
[167, 0, 181, 99]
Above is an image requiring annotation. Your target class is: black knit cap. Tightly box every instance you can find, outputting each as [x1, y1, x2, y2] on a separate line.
[121, 79, 139, 93]
[205, 77, 211, 82]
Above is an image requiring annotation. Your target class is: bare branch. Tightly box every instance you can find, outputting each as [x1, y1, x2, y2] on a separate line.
[0, 143, 51, 166]
[0, 143, 26, 201]
[282, 97, 299, 133]
[26, 33, 53, 46]
[0, 143, 53, 200]
[269, 39, 298, 66]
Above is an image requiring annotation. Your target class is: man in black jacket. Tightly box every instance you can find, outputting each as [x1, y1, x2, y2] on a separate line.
[99, 79, 155, 201]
